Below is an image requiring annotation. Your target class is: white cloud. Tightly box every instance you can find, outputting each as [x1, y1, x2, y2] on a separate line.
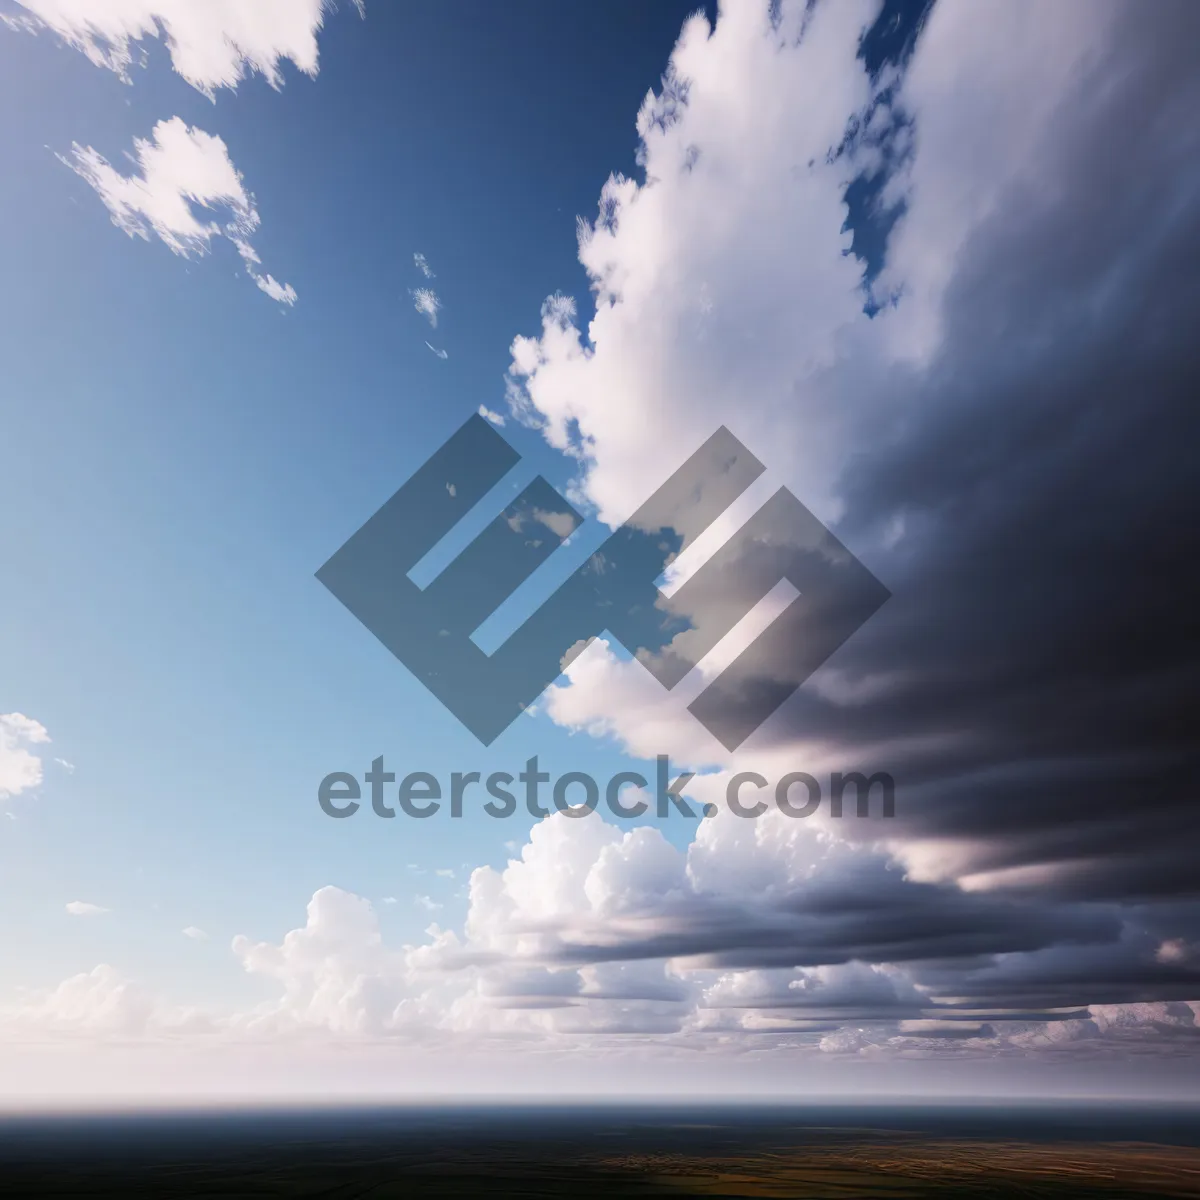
[231, 885, 412, 1036]
[10, 966, 150, 1034]
[411, 287, 440, 327]
[425, 341, 449, 359]
[61, 117, 296, 304]
[0, 964, 209, 1037]
[497, 0, 1114, 579]
[182, 926, 208, 941]
[503, 0, 882, 530]
[7, 0, 363, 98]
[411, 810, 1057, 989]
[0, 806, 1192, 1063]
[230, 232, 298, 305]
[413, 251, 435, 278]
[65, 901, 109, 916]
[477, 404, 505, 426]
[0, 713, 50, 803]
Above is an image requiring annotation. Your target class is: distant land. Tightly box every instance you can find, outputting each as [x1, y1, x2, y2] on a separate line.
[2, 1103, 1199, 1197]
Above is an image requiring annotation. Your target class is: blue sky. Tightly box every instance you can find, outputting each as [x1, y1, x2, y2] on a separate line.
[0, 1, 715, 1000]
[1, 0, 1199, 1102]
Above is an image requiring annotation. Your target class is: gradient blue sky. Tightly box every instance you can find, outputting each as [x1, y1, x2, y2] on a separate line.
[0, 1, 719, 1001]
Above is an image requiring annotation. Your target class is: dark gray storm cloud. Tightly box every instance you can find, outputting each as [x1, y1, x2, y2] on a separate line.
[543, 849, 1120, 971]
[738, 0, 1200, 916]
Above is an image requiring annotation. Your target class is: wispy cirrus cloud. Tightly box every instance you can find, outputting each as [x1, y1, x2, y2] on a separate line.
[411, 286, 441, 328]
[5, 0, 364, 98]
[61, 117, 296, 304]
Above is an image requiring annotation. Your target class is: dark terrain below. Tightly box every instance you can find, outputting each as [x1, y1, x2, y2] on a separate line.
[1, 1103, 1199, 1197]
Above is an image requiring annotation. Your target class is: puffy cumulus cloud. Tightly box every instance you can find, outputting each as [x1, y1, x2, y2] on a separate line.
[5, 0, 363, 98]
[542, 636, 925, 793]
[545, 638, 730, 766]
[509, 0, 1200, 959]
[0, 712, 50, 804]
[230, 886, 415, 1037]
[702, 963, 924, 1018]
[0, 965, 209, 1038]
[505, 0, 882, 530]
[2, 813, 1197, 1061]
[393, 809, 1197, 1055]
[406, 811, 1166, 1022]
[61, 117, 296, 304]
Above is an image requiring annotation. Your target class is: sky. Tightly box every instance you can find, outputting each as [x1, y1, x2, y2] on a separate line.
[1, 0, 1198, 1104]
